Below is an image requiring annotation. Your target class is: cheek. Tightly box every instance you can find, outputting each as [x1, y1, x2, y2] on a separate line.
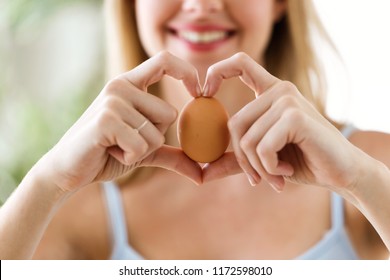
[135, 1, 180, 56]
[233, 2, 275, 58]
[241, 0, 275, 27]
[136, 6, 160, 55]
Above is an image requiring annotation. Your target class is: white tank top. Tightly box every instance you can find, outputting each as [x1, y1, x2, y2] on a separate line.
[102, 124, 359, 260]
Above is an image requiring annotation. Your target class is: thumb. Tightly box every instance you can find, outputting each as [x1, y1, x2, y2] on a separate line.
[140, 145, 203, 185]
[202, 152, 243, 182]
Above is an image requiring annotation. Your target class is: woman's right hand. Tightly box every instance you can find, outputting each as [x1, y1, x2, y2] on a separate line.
[35, 51, 203, 193]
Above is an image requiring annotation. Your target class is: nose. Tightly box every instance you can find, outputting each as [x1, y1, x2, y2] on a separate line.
[182, 0, 224, 14]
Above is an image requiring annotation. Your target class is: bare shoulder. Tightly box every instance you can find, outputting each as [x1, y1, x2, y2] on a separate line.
[349, 129, 390, 166]
[34, 183, 110, 259]
[344, 129, 390, 259]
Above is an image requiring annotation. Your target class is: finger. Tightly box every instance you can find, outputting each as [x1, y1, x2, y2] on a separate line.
[228, 118, 261, 186]
[120, 93, 176, 135]
[204, 52, 279, 97]
[130, 90, 177, 134]
[121, 51, 202, 97]
[257, 111, 302, 190]
[241, 95, 297, 178]
[96, 114, 149, 165]
[222, 84, 283, 182]
[140, 145, 203, 185]
[228, 81, 291, 132]
[242, 122, 283, 187]
[222, 84, 282, 180]
[117, 107, 166, 155]
[129, 113, 166, 155]
[101, 81, 178, 134]
[202, 152, 242, 182]
[95, 105, 166, 165]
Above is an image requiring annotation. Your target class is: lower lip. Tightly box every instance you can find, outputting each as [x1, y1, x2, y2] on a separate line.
[174, 35, 232, 52]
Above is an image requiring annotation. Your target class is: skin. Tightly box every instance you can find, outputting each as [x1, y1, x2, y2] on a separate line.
[1, 0, 390, 259]
[136, 0, 283, 79]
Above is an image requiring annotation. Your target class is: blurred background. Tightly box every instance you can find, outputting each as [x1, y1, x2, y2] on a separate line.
[1, 0, 390, 205]
[0, 0, 104, 203]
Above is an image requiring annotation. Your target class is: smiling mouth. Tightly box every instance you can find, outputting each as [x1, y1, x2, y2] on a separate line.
[169, 29, 235, 44]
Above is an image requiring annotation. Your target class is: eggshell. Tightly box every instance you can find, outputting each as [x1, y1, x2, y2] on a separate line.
[177, 97, 230, 163]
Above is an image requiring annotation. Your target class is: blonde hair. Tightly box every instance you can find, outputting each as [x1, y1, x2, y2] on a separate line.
[266, 0, 336, 116]
[104, 0, 335, 116]
[104, 0, 147, 77]
[103, 0, 338, 182]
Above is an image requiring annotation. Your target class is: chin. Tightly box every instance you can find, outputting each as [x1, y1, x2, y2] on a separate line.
[177, 50, 237, 76]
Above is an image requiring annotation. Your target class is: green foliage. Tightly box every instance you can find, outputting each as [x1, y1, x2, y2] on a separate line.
[14, 86, 100, 181]
[0, 0, 105, 205]
[3, 0, 102, 32]
[0, 76, 103, 206]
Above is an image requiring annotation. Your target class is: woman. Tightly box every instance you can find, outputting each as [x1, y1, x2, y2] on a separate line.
[1, 0, 390, 259]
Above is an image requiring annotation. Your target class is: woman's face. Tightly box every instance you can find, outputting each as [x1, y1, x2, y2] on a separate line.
[135, 0, 286, 74]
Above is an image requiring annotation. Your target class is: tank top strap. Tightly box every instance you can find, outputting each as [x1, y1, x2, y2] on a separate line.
[101, 181, 129, 246]
[330, 192, 345, 230]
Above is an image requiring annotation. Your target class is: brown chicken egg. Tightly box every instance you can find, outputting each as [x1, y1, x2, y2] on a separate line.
[177, 97, 230, 163]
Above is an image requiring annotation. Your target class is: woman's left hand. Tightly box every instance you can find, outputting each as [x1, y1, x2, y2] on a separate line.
[202, 52, 366, 193]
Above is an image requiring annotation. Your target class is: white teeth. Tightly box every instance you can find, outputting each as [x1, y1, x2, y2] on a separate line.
[178, 31, 227, 44]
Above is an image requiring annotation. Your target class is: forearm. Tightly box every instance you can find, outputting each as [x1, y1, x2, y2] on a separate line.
[0, 164, 69, 259]
[349, 156, 390, 253]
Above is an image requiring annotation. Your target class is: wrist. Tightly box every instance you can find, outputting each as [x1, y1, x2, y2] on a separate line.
[0, 157, 72, 259]
[346, 153, 390, 210]
[22, 160, 71, 206]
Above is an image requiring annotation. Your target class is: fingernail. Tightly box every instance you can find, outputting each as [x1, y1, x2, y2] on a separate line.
[203, 84, 209, 96]
[270, 183, 282, 193]
[196, 84, 202, 96]
[246, 173, 257, 187]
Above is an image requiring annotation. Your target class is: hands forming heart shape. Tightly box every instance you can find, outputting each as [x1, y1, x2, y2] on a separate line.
[45, 51, 361, 194]
[115, 51, 285, 187]
[105, 51, 283, 187]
